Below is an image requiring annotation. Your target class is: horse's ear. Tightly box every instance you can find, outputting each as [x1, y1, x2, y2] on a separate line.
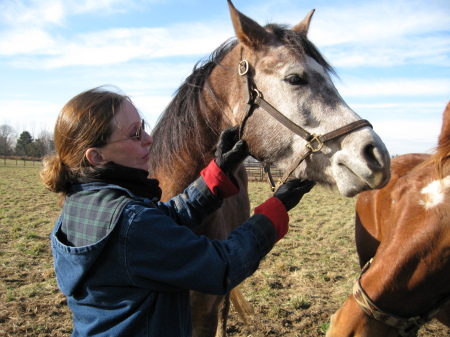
[292, 9, 315, 36]
[227, 0, 271, 50]
[438, 101, 450, 148]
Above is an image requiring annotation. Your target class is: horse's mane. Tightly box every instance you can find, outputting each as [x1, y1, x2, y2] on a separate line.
[418, 102, 450, 179]
[149, 23, 336, 175]
[148, 39, 238, 175]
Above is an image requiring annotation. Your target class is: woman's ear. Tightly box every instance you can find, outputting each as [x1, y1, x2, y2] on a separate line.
[85, 148, 107, 167]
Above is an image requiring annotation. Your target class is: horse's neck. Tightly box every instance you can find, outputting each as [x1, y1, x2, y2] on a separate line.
[156, 53, 243, 200]
[155, 129, 216, 201]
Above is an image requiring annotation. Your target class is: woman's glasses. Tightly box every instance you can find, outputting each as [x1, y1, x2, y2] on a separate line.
[130, 119, 145, 141]
[108, 119, 146, 144]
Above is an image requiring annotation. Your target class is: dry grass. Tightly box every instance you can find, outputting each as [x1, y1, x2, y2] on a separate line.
[0, 166, 448, 336]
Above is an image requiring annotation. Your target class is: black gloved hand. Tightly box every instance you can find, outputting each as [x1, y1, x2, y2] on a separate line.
[215, 127, 249, 173]
[273, 179, 316, 211]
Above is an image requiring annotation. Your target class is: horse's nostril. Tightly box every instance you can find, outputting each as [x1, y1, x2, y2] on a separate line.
[363, 144, 384, 170]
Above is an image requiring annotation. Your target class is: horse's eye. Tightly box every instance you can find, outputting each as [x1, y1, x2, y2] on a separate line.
[285, 74, 308, 86]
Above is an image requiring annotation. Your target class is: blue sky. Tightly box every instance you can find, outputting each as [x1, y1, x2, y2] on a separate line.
[0, 0, 449, 156]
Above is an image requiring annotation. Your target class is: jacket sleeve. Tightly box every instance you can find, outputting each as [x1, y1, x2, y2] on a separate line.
[154, 160, 239, 230]
[200, 159, 239, 199]
[122, 201, 284, 295]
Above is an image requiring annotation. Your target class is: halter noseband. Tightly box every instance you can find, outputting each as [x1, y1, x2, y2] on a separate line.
[237, 57, 372, 191]
[353, 259, 450, 336]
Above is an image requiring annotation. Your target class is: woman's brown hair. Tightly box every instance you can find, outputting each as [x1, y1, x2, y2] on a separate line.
[40, 86, 130, 206]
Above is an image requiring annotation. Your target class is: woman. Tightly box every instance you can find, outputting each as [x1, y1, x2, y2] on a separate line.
[41, 86, 315, 337]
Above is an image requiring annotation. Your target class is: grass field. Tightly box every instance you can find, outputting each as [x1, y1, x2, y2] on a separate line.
[0, 165, 448, 336]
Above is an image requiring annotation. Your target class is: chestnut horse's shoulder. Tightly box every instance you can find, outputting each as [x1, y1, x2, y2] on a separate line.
[390, 153, 430, 176]
[388, 153, 431, 198]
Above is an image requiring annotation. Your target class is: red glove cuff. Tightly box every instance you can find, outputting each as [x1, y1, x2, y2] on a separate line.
[200, 160, 239, 199]
[254, 197, 289, 242]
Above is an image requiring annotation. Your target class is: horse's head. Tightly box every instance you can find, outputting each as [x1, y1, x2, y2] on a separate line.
[223, 1, 390, 197]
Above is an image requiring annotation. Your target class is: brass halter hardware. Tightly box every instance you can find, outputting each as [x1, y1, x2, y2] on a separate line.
[306, 134, 324, 153]
[238, 60, 249, 76]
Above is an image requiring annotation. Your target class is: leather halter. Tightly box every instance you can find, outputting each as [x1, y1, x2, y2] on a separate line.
[237, 57, 373, 191]
[353, 259, 450, 336]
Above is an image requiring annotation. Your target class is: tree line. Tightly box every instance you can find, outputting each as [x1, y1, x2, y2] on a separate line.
[0, 124, 54, 159]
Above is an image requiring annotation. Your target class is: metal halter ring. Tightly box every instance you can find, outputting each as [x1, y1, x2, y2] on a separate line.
[238, 60, 249, 76]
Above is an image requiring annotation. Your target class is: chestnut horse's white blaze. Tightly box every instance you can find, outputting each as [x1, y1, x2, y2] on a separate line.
[420, 176, 450, 209]
[148, 1, 391, 336]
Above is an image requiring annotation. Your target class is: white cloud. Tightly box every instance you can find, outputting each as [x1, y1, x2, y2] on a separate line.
[337, 78, 450, 97]
[373, 118, 442, 155]
[0, 28, 57, 56]
[322, 34, 450, 68]
[2, 0, 447, 70]
[307, 0, 449, 44]
[0, 0, 63, 26]
[131, 95, 173, 128]
[4, 22, 233, 68]
[0, 0, 132, 27]
[373, 119, 442, 142]
[0, 94, 172, 136]
[67, 0, 130, 15]
[0, 99, 62, 135]
[257, 0, 450, 68]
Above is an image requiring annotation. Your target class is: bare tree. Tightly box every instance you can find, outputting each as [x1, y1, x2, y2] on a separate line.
[37, 129, 54, 156]
[0, 124, 16, 156]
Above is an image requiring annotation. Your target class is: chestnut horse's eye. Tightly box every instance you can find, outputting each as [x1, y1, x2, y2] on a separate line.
[285, 74, 308, 86]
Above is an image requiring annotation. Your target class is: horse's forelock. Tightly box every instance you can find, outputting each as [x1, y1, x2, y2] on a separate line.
[266, 23, 336, 77]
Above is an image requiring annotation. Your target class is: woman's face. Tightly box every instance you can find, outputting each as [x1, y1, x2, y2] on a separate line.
[95, 100, 153, 171]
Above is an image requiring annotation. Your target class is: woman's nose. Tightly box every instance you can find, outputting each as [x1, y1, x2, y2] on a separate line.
[143, 130, 153, 146]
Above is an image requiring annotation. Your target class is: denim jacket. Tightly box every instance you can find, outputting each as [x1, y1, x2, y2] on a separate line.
[51, 174, 279, 337]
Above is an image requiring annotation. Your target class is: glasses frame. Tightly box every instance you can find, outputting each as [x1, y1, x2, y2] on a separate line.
[108, 119, 146, 144]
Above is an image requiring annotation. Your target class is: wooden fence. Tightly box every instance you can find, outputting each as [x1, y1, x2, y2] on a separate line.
[244, 160, 283, 182]
[0, 156, 42, 167]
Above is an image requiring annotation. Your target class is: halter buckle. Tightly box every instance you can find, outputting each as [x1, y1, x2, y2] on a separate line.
[306, 134, 324, 152]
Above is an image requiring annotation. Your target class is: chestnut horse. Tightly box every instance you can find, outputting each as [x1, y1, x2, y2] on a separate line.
[327, 102, 450, 337]
[148, 1, 391, 336]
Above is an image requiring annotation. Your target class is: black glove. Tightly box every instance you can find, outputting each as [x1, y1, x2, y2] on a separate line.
[273, 179, 316, 211]
[215, 127, 249, 173]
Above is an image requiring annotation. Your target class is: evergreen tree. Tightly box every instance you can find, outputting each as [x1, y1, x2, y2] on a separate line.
[15, 131, 33, 156]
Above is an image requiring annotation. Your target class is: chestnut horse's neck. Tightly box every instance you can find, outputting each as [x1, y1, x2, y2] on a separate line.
[148, 40, 242, 199]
